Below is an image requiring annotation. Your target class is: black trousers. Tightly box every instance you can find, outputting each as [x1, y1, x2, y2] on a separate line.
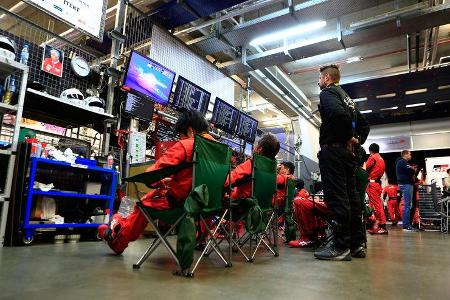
[318, 147, 364, 250]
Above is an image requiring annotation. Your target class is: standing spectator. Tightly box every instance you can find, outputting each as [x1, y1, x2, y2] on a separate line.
[396, 150, 417, 232]
[313, 65, 370, 261]
[443, 169, 450, 196]
[366, 143, 387, 235]
[383, 179, 401, 225]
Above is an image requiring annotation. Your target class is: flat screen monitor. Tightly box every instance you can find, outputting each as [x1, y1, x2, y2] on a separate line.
[122, 51, 175, 106]
[210, 97, 239, 135]
[124, 93, 154, 121]
[236, 112, 258, 143]
[172, 76, 211, 115]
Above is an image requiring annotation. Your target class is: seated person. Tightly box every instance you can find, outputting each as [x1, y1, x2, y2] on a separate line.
[275, 161, 296, 208]
[294, 179, 311, 201]
[383, 179, 401, 225]
[227, 133, 280, 200]
[98, 110, 214, 255]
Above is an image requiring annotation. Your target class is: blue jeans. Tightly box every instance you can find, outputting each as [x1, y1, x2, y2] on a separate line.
[399, 184, 413, 229]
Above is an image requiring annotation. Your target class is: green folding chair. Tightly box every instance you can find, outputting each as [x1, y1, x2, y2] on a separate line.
[186, 135, 233, 276]
[283, 178, 297, 243]
[125, 135, 232, 276]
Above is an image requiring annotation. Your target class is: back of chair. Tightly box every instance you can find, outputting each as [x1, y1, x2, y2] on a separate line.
[285, 178, 297, 212]
[252, 154, 277, 210]
[193, 135, 231, 212]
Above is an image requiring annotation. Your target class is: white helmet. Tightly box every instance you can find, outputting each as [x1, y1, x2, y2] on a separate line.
[60, 88, 85, 106]
[85, 96, 105, 113]
[0, 36, 17, 60]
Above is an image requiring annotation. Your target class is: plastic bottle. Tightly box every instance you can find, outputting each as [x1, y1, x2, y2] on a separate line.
[107, 153, 114, 169]
[118, 197, 135, 218]
[20, 44, 29, 65]
[2, 78, 11, 104]
[9, 78, 16, 104]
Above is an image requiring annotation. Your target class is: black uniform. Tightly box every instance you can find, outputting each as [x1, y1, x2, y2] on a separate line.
[318, 83, 370, 250]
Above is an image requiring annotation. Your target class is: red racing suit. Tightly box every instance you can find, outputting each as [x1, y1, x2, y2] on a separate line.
[226, 159, 253, 200]
[109, 133, 215, 253]
[366, 153, 386, 225]
[383, 184, 401, 223]
[275, 174, 295, 208]
[292, 194, 330, 238]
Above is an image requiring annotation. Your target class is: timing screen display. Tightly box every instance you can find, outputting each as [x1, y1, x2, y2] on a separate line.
[210, 97, 239, 135]
[124, 93, 154, 121]
[172, 76, 211, 115]
[236, 112, 258, 143]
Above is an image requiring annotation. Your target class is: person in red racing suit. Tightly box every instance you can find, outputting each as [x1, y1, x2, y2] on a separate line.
[98, 110, 214, 255]
[226, 133, 280, 200]
[275, 161, 296, 208]
[383, 180, 401, 225]
[365, 143, 387, 235]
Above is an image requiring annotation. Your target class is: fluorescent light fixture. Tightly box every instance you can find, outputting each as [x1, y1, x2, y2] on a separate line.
[249, 21, 327, 46]
[360, 110, 372, 114]
[435, 99, 450, 104]
[405, 88, 427, 95]
[346, 56, 362, 63]
[353, 97, 368, 102]
[438, 85, 450, 90]
[405, 102, 426, 108]
[376, 93, 396, 99]
[380, 106, 398, 111]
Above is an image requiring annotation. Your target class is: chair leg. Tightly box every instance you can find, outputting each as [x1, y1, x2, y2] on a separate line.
[220, 223, 252, 262]
[251, 212, 279, 259]
[133, 238, 160, 269]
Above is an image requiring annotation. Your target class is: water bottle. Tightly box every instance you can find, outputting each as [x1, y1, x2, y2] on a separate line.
[107, 153, 114, 169]
[20, 44, 29, 65]
[118, 196, 135, 218]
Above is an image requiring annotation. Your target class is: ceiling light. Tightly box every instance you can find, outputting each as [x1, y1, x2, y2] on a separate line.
[249, 21, 327, 46]
[376, 93, 396, 99]
[353, 97, 368, 102]
[360, 110, 372, 114]
[438, 85, 450, 90]
[380, 106, 398, 111]
[346, 56, 362, 63]
[405, 88, 427, 95]
[434, 99, 450, 104]
[405, 102, 426, 108]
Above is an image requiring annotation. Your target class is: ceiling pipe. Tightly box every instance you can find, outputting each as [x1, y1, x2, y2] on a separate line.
[415, 32, 420, 71]
[407, 34, 412, 72]
[173, 0, 284, 36]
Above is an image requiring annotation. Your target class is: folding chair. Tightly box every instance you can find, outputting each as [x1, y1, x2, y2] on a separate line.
[126, 135, 232, 276]
[283, 178, 297, 243]
[249, 154, 279, 260]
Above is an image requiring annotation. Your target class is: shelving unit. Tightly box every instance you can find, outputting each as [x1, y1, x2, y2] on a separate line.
[22, 157, 117, 243]
[0, 55, 28, 246]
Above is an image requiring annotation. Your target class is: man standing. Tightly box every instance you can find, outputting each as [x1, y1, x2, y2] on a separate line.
[366, 143, 387, 234]
[314, 65, 370, 261]
[383, 179, 401, 225]
[396, 150, 417, 232]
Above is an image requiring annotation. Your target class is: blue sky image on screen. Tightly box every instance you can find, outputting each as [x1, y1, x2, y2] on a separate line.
[124, 53, 175, 105]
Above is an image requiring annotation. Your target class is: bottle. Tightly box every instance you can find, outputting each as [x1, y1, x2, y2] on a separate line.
[2, 78, 11, 104]
[118, 197, 135, 218]
[107, 153, 114, 169]
[9, 78, 16, 104]
[20, 44, 29, 65]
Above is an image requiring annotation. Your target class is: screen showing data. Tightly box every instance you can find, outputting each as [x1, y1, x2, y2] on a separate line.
[236, 112, 258, 143]
[210, 97, 239, 135]
[172, 76, 211, 115]
[124, 93, 154, 121]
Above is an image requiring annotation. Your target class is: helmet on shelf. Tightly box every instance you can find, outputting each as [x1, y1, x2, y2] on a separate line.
[85, 96, 105, 113]
[0, 35, 17, 60]
[60, 88, 85, 107]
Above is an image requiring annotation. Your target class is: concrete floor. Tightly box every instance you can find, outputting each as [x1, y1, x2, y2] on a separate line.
[1, 226, 450, 300]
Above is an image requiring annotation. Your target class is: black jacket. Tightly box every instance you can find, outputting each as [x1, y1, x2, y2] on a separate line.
[319, 84, 369, 146]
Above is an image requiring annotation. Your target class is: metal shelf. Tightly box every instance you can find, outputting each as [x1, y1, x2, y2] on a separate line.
[0, 102, 18, 114]
[0, 150, 13, 156]
[24, 223, 105, 229]
[33, 157, 116, 174]
[0, 55, 28, 77]
[31, 190, 111, 200]
[24, 88, 115, 128]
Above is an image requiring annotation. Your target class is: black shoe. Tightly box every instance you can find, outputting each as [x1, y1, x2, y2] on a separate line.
[314, 244, 351, 261]
[403, 226, 419, 232]
[351, 246, 366, 258]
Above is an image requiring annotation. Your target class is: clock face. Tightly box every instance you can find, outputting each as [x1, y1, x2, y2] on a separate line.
[71, 56, 90, 77]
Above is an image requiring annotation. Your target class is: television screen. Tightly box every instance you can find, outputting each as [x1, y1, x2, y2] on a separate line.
[236, 112, 258, 143]
[124, 93, 154, 121]
[172, 76, 211, 115]
[122, 51, 175, 105]
[210, 97, 239, 135]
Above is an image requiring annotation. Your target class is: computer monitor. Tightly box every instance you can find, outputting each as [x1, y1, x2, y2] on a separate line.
[210, 97, 239, 135]
[171, 76, 211, 115]
[236, 112, 258, 143]
[124, 93, 154, 121]
[122, 51, 175, 106]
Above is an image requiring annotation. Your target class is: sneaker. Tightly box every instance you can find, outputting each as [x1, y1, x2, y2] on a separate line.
[288, 237, 312, 248]
[314, 244, 351, 261]
[392, 222, 398, 226]
[403, 226, 419, 232]
[351, 246, 366, 258]
[97, 215, 122, 241]
[368, 228, 388, 235]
